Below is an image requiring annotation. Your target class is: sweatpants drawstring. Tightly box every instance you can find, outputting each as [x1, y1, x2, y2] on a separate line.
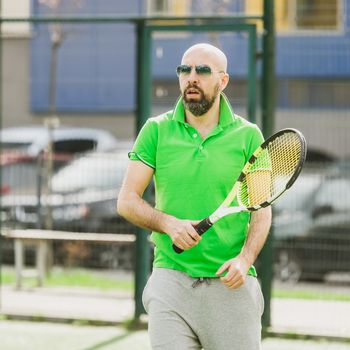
[192, 277, 212, 288]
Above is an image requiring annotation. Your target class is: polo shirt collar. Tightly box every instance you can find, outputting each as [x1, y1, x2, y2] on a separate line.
[172, 92, 236, 128]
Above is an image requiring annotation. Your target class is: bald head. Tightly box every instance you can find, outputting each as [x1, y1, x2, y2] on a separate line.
[181, 43, 228, 73]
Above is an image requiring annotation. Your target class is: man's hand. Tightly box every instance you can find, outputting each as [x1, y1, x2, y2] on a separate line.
[166, 218, 202, 251]
[215, 255, 250, 289]
[215, 208, 271, 289]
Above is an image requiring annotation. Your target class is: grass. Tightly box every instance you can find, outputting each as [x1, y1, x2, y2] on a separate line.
[1, 266, 134, 291]
[45, 268, 133, 290]
[1, 268, 16, 285]
[273, 288, 350, 302]
[2, 266, 349, 301]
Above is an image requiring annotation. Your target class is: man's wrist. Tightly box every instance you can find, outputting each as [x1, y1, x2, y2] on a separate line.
[150, 209, 174, 235]
[239, 251, 254, 269]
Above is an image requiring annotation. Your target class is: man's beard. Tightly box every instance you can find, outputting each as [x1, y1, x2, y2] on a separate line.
[182, 84, 220, 117]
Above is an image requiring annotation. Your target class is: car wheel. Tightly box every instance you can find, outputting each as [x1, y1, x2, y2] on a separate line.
[274, 250, 302, 284]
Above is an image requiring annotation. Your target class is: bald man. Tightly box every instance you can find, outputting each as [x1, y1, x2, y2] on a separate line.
[118, 43, 271, 350]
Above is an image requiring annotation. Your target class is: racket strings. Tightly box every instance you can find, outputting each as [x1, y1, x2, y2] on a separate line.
[238, 132, 303, 208]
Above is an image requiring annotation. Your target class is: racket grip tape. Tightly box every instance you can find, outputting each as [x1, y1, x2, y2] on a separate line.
[172, 217, 213, 254]
[194, 217, 213, 235]
[173, 244, 184, 254]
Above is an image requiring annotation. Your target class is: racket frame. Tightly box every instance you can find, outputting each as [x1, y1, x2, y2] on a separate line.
[210, 128, 307, 222]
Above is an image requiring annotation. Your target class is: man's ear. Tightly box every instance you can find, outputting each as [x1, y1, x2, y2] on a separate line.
[220, 73, 230, 91]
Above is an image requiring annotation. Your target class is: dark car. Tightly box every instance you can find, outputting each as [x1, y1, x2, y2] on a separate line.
[273, 162, 350, 283]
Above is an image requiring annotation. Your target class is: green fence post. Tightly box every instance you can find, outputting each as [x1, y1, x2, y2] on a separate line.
[261, 0, 276, 137]
[260, 0, 276, 330]
[133, 21, 152, 321]
[0, 4, 2, 309]
[247, 25, 257, 123]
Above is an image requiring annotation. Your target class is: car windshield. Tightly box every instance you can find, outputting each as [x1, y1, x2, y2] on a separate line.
[275, 173, 322, 211]
[52, 153, 128, 193]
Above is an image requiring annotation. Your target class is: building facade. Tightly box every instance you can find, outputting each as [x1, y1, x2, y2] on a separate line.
[2, 0, 349, 157]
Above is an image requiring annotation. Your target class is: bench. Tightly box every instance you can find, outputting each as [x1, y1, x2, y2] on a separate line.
[1, 229, 136, 289]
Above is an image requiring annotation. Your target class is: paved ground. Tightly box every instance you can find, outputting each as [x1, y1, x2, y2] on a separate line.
[1, 281, 350, 349]
[1, 319, 350, 350]
[1, 286, 133, 323]
[1, 285, 350, 339]
[271, 298, 350, 338]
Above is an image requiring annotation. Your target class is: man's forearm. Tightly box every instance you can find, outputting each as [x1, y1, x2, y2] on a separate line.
[117, 191, 172, 234]
[117, 188, 203, 250]
[240, 207, 272, 266]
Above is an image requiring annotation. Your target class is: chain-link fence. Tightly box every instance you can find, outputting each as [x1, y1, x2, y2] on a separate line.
[1, 0, 350, 337]
[271, 1, 350, 287]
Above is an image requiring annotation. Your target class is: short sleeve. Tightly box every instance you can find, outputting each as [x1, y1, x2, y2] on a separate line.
[128, 119, 158, 169]
[246, 125, 265, 160]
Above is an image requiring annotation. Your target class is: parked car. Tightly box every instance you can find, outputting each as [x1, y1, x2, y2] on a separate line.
[273, 161, 350, 283]
[0, 125, 119, 157]
[1, 146, 143, 269]
[1, 147, 134, 233]
[0, 125, 119, 196]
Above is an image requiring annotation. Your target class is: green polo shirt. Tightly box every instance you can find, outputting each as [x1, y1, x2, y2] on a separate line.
[129, 93, 264, 277]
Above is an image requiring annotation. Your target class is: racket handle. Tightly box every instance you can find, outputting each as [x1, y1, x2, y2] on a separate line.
[173, 244, 184, 254]
[172, 218, 213, 254]
[194, 218, 213, 235]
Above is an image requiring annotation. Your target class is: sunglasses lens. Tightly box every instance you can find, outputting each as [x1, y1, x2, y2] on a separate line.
[196, 65, 212, 75]
[176, 65, 213, 76]
[176, 65, 192, 76]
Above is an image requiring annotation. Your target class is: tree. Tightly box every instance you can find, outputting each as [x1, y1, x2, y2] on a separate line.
[38, 0, 82, 230]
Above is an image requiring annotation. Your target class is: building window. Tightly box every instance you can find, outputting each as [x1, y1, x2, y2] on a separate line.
[1, 0, 31, 37]
[147, 0, 190, 16]
[294, 0, 339, 29]
[149, 0, 169, 14]
[147, 0, 191, 38]
[245, 0, 341, 32]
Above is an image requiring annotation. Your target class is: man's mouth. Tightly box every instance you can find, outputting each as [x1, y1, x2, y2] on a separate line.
[186, 88, 201, 97]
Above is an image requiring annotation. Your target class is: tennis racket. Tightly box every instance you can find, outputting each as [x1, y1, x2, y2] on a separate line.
[173, 128, 307, 254]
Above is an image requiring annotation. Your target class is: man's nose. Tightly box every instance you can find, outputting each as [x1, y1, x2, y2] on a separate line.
[187, 69, 199, 84]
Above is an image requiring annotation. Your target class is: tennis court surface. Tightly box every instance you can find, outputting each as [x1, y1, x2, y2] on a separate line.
[1, 319, 350, 350]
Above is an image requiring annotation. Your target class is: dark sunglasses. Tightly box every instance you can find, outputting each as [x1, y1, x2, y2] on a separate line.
[176, 64, 224, 77]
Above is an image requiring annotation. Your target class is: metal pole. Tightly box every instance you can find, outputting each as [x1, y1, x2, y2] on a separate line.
[247, 25, 257, 123]
[0, 1, 2, 309]
[261, 0, 275, 136]
[260, 0, 276, 330]
[0, 15, 263, 24]
[134, 21, 152, 321]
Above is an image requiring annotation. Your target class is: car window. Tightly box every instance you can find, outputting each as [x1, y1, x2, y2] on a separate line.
[53, 140, 97, 154]
[314, 178, 350, 210]
[51, 154, 127, 193]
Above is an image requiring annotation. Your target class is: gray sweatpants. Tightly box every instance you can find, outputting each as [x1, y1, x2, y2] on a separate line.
[142, 267, 264, 350]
